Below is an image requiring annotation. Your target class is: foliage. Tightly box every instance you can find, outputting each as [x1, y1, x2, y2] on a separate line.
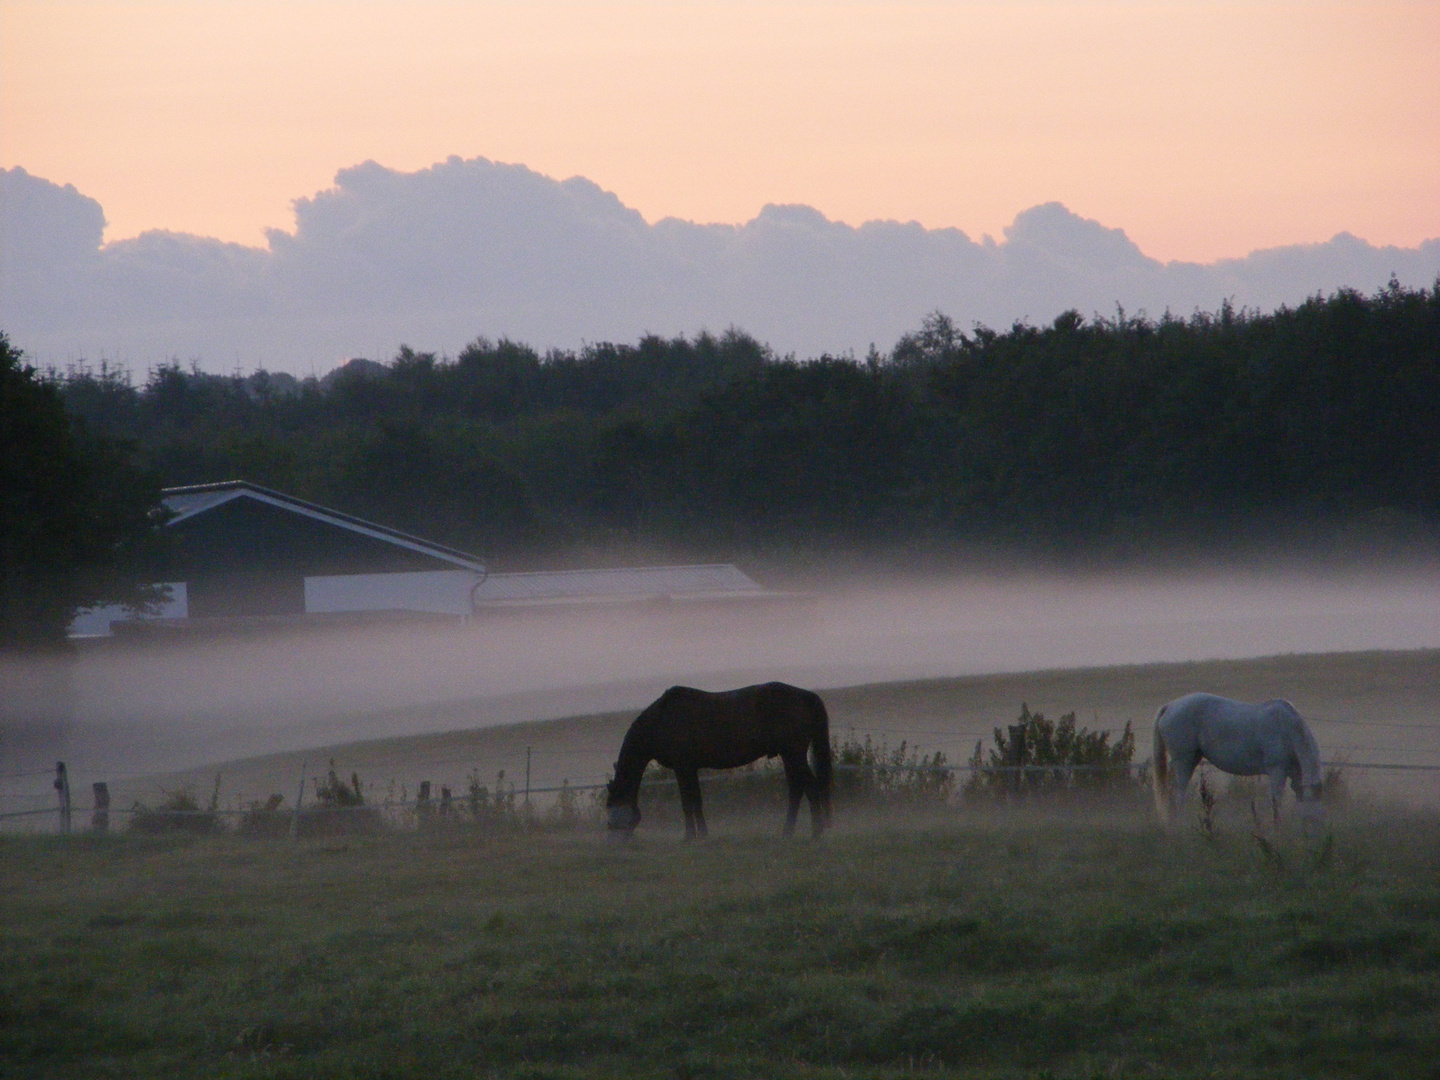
[42, 281, 1440, 564]
[235, 793, 289, 838]
[465, 768, 525, 827]
[298, 761, 383, 836]
[964, 703, 1137, 800]
[832, 733, 955, 807]
[0, 333, 169, 648]
[127, 778, 221, 835]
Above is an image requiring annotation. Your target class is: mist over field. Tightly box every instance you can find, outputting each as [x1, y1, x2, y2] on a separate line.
[4, 567, 1437, 794]
[4, 158, 1437, 373]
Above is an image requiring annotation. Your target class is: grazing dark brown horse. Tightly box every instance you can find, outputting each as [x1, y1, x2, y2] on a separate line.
[605, 682, 833, 839]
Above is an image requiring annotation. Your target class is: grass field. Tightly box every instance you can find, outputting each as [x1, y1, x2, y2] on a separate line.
[3, 803, 1439, 1080]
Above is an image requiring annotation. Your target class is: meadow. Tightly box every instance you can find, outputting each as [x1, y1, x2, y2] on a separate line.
[3, 800, 1439, 1080]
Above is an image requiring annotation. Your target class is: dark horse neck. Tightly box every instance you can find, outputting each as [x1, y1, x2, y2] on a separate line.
[610, 745, 650, 806]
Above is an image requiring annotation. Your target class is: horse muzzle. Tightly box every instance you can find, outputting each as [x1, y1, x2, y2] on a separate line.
[607, 805, 640, 832]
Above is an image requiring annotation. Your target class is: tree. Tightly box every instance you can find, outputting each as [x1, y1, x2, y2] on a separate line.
[0, 333, 169, 649]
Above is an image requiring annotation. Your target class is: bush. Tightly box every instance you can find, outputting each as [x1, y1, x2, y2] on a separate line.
[237, 794, 290, 838]
[465, 769, 527, 828]
[832, 735, 955, 808]
[129, 778, 222, 835]
[964, 704, 1138, 801]
[297, 762, 383, 837]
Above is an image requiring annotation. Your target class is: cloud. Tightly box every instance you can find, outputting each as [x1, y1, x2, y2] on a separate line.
[3, 158, 1437, 374]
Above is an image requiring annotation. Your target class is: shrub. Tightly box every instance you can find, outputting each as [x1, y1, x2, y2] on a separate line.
[964, 704, 1137, 801]
[1322, 766, 1349, 808]
[237, 794, 290, 838]
[543, 780, 589, 830]
[832, 734, 955, 808]
[297, 761, 383, 837]
[466, 769, 526, 828]
[129, 777, 222, 835]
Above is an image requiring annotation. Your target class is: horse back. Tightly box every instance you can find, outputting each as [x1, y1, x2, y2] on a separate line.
[1157, 692, 1316, 776]
[632, 682, 825, 769]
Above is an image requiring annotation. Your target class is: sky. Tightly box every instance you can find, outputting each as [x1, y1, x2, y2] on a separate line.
[4, 1, 1438, 266]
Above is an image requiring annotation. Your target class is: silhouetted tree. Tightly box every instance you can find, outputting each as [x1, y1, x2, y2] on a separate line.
[1, 334, 169, 648]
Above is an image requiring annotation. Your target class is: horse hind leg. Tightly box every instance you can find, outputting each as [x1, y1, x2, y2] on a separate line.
[1168, 751, 1201, 823]
[677, 768, 706, 840]
[781, 752, 812, 838]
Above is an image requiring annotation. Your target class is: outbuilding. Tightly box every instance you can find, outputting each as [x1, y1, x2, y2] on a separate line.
[70, 480, 781, 635]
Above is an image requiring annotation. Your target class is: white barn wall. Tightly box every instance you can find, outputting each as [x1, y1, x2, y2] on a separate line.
[304, 570, 482, 616]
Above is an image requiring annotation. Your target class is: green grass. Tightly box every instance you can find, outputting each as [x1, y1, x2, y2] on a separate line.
[2, 807, 1439, 1080]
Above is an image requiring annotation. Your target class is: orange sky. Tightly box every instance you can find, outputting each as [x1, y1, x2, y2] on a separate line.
[3, 1, 1437, 263]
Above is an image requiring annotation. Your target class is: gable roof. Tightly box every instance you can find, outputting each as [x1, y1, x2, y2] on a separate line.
[161, 481, 486, 574]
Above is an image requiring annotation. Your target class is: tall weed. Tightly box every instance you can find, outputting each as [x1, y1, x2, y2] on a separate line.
[963, 704, 1138, 803]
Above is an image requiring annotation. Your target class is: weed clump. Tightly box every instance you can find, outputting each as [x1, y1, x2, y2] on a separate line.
[466, 769, 523, 827]
[128, 776, 222, 835]
[832, 734, 955, 808]
[297, 762, 383, 837]
[964, 704, 1138, 803]
[237, 794, 290, 838]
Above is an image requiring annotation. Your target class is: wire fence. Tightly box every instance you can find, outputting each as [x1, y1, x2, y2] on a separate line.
[4, 755, 1437, 831]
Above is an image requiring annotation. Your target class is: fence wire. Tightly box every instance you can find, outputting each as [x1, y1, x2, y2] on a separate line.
[4, 757, 1437, 826]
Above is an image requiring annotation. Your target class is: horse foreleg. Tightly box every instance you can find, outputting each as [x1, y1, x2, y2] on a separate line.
[1268, 769, 1288, 824]
[677, 768, 706, 840]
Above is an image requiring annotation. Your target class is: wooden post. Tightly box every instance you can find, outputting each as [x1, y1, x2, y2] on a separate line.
[91, 782, 110, 834]
[53, 761, 71, 835]
[439, 786, 452, 817]
[417, 781, 433, 830]
[290, 760, 307, 839]
[525, 747, 532, 806]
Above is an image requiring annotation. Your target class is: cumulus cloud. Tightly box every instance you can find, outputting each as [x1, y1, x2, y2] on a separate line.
[2, 158, 1437, 374]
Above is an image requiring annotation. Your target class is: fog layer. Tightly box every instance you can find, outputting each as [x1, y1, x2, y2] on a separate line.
[4, 568, 1437, 790]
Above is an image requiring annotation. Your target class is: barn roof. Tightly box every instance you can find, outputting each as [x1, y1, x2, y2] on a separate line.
[161, 481, 487, 574]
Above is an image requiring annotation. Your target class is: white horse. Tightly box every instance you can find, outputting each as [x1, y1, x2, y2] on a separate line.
[1152, 693, 1323, 825]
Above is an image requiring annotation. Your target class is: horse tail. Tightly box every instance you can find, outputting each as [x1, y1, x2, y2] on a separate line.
[1151, 711, 1171, 825]
[1296, 715, 1323, 798]
[807, 692, 833, 824]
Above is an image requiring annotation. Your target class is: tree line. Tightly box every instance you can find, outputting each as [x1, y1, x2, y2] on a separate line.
[57, 280, 1440, 562]
[4, 280, 1436, 643]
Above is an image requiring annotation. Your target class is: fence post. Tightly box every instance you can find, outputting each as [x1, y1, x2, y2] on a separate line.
[53, 761, 71, 835]
[417, 781, 432, 830]
[91, 782, 109, 834]
[525, 747, 532, 806]
[439, 785, 452, 817]
[290, 759, 307, 839]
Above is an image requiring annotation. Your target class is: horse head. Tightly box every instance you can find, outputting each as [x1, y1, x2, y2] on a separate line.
[605, 779, 641, 833]
[1299, 783, 1326, 828]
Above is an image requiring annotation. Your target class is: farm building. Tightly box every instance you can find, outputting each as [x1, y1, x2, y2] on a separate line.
[70, 480, 779, 636]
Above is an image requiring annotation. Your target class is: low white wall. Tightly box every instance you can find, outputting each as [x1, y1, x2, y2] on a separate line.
[304, 570, 482, 616]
